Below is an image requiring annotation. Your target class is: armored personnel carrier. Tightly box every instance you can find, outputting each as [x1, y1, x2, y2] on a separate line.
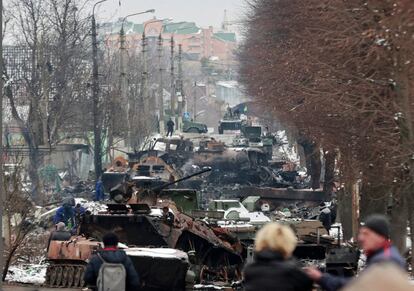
[45, 165, 243, 289]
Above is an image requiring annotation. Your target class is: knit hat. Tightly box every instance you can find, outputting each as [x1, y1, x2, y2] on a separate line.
[362, 214, 390, 239]
[56, 222, 66, 231]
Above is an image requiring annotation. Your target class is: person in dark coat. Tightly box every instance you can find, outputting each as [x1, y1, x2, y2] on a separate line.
[166, 118, 175, 137]
[162, 206, 175, 226]
[306, 214, 406, 291]
[243, 222, 313, 291]
[84, 232, 140, 291]
[319, 203, 332, 233]
[73, 203, 86, 228]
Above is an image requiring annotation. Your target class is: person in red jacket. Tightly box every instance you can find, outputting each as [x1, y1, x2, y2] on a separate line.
[306, 214, 406, 291]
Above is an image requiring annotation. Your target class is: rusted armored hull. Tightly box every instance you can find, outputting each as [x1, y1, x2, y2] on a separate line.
[45, 237, 101, 288]
[80, 211, 243, 275]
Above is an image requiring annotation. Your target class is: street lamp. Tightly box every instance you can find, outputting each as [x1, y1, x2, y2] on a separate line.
[140, 18, 172, 135]
[91, 0, 110, 181]
[120, 9, 155, 34]
[118, 9, 155, 149]
[168, 24, 198, 131]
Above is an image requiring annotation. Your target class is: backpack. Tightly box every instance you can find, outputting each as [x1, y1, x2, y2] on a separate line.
[96, 253, 127, 291]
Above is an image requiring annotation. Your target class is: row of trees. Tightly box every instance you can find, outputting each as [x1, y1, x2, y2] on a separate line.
[3, 0, 180, 201]
[4, 0, 92, 201]
[240, 0, 414, 255]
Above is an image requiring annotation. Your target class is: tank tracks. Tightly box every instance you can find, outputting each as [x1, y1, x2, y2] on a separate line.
[45, 264, 86, 288]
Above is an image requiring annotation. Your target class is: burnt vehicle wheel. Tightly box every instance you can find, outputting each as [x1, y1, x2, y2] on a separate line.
[187, 127, 200, 133]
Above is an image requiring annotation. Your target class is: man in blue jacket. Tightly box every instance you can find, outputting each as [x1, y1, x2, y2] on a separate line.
[53, 203, 75, 229]
[306, 214, 406, 291]
[95, 177, 105, 201]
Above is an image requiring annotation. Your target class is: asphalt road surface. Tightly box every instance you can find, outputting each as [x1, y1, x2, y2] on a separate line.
[4, 284, 84, 291]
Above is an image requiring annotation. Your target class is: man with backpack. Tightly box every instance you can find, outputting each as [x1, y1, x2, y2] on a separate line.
[84, 232, 140, 291]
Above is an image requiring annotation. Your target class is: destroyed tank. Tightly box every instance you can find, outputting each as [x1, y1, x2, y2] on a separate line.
[45, 161, 243, 289]
[82, 166, 244, 284]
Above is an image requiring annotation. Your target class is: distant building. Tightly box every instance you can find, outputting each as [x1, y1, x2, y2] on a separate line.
[100, 19, 237, 63]
[215, 81, 247, 107]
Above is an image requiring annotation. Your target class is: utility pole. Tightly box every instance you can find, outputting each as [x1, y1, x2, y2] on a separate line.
[91, 0, 108, 181]
[0, 0, 4, 283]
[119, 10, 155, 149]
[119, 24, 128, 148]
[170, 36, 176, 128]
[177, 44, 183, 130]
[141, 32, 149, 132]
[193, 82, 197, 121]
[157, 33, 165, 134]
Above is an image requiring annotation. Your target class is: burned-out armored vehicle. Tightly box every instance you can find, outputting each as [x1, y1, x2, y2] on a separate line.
[45, 162, 243, 290]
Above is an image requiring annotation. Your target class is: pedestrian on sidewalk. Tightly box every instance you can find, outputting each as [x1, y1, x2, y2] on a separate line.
[243, 222, 313, 291]
[84, 232, 140, 291]
[95, 177, 105, 201]
[166, 118, 175, 137]
[305, 214, 406, 291]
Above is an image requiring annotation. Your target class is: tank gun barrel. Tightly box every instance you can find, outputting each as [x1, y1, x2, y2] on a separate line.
[152, 167, 212, 192]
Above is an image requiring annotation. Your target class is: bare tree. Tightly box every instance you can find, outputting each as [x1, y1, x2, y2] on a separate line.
[4, 0, 91, 201]
[2, 155, 36, 281]
[239, 0, 414, 250]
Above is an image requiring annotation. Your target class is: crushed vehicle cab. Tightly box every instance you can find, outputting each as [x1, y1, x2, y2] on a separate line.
[182, 119, 208, 134]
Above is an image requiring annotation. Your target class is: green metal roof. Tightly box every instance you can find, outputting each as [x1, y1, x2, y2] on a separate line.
[213, 32, 236, 42]
[132, 23, 144, 33]
[100, 20, 202, 36]
[163, 22, 199, 34]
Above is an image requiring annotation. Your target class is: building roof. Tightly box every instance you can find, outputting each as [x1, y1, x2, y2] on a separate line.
[163, 22, 200, 34]
[213, 32, 236, 42]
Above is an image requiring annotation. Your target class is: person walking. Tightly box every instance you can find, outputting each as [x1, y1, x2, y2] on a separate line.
[95, 177, 105, 201]
[84, 232, 140, 291]
[306, 214, 406, 291]
[243, 222, 313, 291]
[166, 118, 175, 137]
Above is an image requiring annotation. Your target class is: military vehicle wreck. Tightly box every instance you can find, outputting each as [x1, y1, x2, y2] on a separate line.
[45, 162, 244, 290]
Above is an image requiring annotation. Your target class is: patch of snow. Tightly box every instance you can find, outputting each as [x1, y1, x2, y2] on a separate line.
[6, 263, 48, 285]
[194, 284, 228, 290]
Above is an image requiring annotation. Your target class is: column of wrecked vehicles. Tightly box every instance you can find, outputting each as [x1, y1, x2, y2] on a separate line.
[45, 149, 359, 291]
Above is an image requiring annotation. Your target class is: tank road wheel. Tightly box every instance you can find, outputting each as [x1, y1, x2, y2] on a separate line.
[61, 266, 69, 287]
[45, 266, 52, 285]
[73, 266, 83, 287]
[66, 266, 75, 287]
[78, 265, 86, 287]
[47, 266, 57, 287]
[55, 266, 63, 287]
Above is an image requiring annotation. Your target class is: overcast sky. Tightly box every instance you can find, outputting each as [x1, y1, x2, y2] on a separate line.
[97, 0, 247, 31]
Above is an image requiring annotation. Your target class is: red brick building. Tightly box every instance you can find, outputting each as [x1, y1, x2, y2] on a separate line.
[101, 19, 237, 63]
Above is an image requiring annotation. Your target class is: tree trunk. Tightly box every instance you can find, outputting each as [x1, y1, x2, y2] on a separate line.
[323, 150, 336, 198]
[2, 243, 18, 281]
[298, 136, 321, 190]
[338, 183, 353, 240]
[390, 191, 407, 252]
[359, 183, 388, 221]
[28, 146, 41, 202]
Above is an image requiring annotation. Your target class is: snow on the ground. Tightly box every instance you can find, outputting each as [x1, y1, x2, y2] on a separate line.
[6, 263, 48, 284]
[75, 198, 107, 214]
[193, 284, 228, 290]
[275, 130, 299, 162]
